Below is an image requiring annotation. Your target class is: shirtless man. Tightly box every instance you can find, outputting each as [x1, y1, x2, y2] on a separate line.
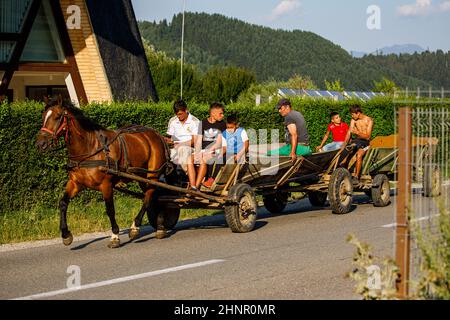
[343, 105, 373, 182]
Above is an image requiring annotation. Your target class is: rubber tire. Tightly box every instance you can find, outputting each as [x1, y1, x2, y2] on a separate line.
[308, 192, 327, 207]
[225, 183, 257, 233]
[263, 192, 288, 214]
[328, 168, 353, 214]
[147, 189, 180, 230]
[423, 164, 441, 198]
[371, 174, 391, 207]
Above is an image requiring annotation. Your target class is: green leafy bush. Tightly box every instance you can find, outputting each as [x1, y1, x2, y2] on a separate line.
[0, 97, 396, 214]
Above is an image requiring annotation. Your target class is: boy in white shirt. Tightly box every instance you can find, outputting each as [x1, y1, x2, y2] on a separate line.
[166, 100, 200, 172]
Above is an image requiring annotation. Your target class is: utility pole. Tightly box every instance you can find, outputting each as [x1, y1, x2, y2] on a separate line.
[180, 0, 186, 99]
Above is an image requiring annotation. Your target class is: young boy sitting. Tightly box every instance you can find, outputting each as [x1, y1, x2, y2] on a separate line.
[316, 112, 349, 152]
[201, 115, 249, 188]
[222, 114, 250, 165]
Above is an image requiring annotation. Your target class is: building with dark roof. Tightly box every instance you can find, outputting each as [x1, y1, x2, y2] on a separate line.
[0, 0, 158, 104]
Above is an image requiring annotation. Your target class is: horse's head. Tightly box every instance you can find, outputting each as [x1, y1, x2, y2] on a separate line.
[36, 95, 72, 152]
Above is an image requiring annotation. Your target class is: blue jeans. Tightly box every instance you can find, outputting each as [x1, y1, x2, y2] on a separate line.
[323, 141, 344, 152]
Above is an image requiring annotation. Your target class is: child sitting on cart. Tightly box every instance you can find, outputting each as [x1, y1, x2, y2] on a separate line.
[201, 114, 250, 188]
[222, 114, 250, 164]
[316, 112, 349, 152]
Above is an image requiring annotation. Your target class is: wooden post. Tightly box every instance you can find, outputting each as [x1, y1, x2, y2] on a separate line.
[396, 107, 412, 298]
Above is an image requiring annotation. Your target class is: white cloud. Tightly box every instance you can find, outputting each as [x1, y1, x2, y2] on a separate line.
[397, 0, 432, 16]
[268, 0, 301, 21]
[397, 0, 450, 16]
[438, 1, 450, 11]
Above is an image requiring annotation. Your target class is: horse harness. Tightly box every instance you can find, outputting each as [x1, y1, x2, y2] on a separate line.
[65, 124, 173, 177]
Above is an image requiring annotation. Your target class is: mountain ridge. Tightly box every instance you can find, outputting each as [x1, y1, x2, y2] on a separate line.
[138, 12, 431, 90]
[351, 44, 426, 58]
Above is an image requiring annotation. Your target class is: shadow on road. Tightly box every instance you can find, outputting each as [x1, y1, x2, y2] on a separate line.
[72, 192, 398, 249]
[71, 236, 109, 250]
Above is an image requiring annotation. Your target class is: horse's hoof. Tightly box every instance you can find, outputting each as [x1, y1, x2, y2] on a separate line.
[62, 233, 73, 246]
[107, 239, 121, 249]
[155, 229, 168, 239]
[129, 228, 140, 240]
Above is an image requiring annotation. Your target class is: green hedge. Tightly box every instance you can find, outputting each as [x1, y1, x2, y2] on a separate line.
[0, 97, 397, 213]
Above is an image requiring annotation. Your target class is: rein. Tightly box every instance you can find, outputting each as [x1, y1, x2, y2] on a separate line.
[40, 110, 172, 176]
[40, 112, 82, 145]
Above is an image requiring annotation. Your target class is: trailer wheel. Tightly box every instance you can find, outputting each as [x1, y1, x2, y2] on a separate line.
[423, 164, 441, 198]
[308, 192, 327, 207]
[328, 168, 353, 214]
[147, 190, 180, 230]
[263, 192, 288, 214]
[371, 174, 391, 207]
[225, 183, 257, 233]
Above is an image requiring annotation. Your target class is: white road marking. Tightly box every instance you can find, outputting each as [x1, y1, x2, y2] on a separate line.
[382, 214, 440, 228]
[12, 259, 225, 300]
[382, 222, 397, 228]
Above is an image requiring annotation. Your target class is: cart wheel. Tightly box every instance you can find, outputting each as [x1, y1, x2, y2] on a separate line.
[148, 204, 180, 231]
[147, 189, 180, 230]
[328, 168, 353, 214]
[263, 192, 288, 214]
[308, 192, 327, 207]
[371, 174, 391, 207]
[225, 183, 257, 233]
[423, 164, 441, 198]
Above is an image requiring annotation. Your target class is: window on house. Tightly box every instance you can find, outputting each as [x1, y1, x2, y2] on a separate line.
[0, 0, 33, 62]
[0, 41, 16, 63]
[0, 0, 33, 33]
[20, 0, 65, 63]
[26, 85, 69, 102]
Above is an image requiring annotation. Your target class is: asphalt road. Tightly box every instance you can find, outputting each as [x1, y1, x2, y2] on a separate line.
[0, 194, 399, 300]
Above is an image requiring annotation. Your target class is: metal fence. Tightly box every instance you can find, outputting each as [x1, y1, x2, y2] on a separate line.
[395, 104, 450, 297]
[409, 107, 449, 295]
[394, 88, 450, 102]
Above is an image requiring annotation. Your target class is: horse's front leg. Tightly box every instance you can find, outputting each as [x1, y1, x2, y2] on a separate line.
[129, 185, 156, 241]
[60, 180, 82, 246]
[102, 182, 120, 248]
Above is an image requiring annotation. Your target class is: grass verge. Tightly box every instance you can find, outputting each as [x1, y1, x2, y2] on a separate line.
[0, 195, 221, 245]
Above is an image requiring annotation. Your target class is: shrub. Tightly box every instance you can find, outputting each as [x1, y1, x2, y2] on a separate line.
[0, 97, 396, 213]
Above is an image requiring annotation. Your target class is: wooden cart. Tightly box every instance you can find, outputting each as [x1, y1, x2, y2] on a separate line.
[106, 146, 356, 234]
[346, 134, 441, 207]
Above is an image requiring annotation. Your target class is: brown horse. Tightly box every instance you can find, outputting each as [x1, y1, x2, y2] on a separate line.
[36, 97, 169, 248]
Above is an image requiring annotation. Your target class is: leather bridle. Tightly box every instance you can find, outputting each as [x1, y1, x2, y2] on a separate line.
[40, 110, 81, 146]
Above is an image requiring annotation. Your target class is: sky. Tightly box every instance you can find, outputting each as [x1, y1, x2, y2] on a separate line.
[131, 0, 450, 54]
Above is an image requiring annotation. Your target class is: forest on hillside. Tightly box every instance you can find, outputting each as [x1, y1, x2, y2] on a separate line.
[138, 12, 432, 92]
[360, 51, 450, 90]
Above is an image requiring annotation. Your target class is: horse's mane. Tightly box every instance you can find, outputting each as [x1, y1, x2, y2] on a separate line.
[47, 99, 105, 132]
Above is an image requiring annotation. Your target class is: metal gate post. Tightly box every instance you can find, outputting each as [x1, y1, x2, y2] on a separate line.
[396, 107, 412, 298]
